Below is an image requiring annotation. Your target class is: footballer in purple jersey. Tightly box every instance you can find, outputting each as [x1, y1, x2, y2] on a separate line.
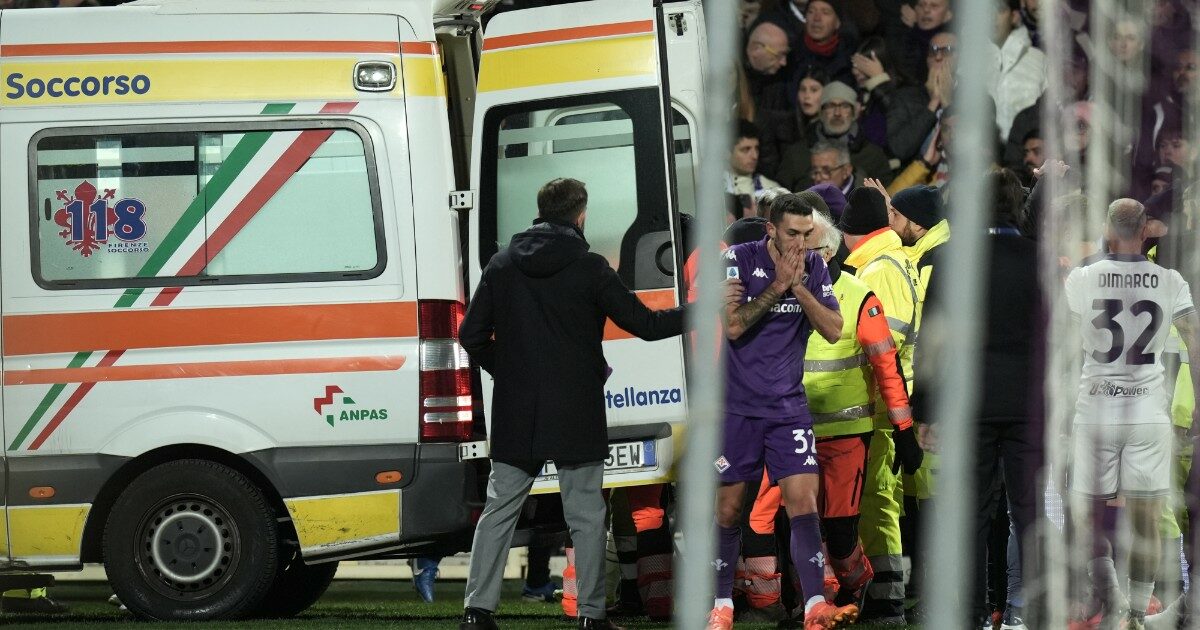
[707, 194, 853, 630]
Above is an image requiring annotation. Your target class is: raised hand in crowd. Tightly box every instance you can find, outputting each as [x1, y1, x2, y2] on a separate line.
[900, 2, 916, 27]
[922, 126, 943, 167]
[925, 63, 952, 111]
[862, 177, 893, 209]
[1032, 159, 1069, 180]
[851, 51, 885, 80]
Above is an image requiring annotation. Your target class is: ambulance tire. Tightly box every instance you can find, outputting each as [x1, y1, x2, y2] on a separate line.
[251, 551, 338, 618]
[103, 459, 280, 621]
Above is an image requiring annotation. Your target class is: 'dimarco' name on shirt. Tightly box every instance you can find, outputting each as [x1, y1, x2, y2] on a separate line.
[1098, 272, 1159, 288]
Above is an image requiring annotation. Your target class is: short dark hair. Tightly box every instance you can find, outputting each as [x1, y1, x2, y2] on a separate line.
[1022, 128, 1041, 144]
[990, 168, 1025, 225]
[734, 119, 760, 148]
[537, 178, 588, 222]
[769, 193, 816, 225]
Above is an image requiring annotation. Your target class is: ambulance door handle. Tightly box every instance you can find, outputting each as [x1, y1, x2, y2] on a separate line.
[450, 190, 474, 211]
[44, 198, 51, 221]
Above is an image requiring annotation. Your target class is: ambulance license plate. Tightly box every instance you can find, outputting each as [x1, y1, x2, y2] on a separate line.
[540, 440, 656, 477]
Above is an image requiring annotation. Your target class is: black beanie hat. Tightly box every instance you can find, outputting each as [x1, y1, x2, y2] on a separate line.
[840, 187, 889, 235]
[724, 217, 770, 246]
[807, 0, 843, 20]
[891, 185, 944, 229]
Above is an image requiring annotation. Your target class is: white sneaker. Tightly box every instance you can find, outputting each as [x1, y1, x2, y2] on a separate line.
[1000, 605, 1028, 630]
[1144, 596, 1181, 630]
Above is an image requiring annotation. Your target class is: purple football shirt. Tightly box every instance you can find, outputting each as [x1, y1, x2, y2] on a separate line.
[724, 236, 838, 418]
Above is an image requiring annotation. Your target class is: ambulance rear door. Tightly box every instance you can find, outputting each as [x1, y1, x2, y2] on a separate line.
[469, 0, 692, 490]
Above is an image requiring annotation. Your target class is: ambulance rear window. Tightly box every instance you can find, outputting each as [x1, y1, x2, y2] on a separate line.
[30, 121, 385, 289]
[479, 89, 681, 291]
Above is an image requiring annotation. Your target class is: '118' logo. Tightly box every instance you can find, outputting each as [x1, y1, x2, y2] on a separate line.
[55, 180, 147, 257]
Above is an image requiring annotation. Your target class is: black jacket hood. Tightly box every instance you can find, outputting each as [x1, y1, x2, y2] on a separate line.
[509, 218, 590, 278]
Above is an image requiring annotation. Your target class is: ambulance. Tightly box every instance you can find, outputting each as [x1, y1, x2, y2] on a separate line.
[0, 0, 702, 619]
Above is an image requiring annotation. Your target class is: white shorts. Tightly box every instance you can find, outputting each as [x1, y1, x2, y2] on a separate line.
[1070, 423, 1173, 499]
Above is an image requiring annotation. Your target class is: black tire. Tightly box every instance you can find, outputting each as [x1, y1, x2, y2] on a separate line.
[253, 551, 338, 618]
[102, 459, 279, 621]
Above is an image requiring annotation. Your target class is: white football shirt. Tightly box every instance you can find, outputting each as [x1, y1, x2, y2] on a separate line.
[1065, 255, 1195, 424]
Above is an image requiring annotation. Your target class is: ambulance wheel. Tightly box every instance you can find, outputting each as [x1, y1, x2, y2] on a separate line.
[102, 459, 279, 620]
[252, 551, 338, 618]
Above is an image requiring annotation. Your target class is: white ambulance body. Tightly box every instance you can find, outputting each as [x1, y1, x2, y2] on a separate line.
[469, 0, 703, 493]
[0, 0, 702, 619]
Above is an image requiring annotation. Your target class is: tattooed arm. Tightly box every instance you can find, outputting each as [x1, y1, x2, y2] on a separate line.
[724, 280, 789, 340]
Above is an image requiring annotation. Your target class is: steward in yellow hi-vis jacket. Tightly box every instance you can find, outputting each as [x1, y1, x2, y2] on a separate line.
[837, 187, 923, 623]
[804, 211, 923, 609]
[895, 186, 949, 506]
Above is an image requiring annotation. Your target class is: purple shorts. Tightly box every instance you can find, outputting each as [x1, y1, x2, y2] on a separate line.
[715, 413, 819, 484]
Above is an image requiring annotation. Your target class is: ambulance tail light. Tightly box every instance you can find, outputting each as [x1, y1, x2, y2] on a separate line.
[418, 300, 472, 442]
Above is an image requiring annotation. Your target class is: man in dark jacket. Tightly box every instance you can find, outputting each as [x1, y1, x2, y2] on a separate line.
[912, 169, 1043, 630]
[458, 178, 684, 630]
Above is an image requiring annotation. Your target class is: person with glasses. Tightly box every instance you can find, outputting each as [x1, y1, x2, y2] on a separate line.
[891, 0, 954, 84]
[809, 141, 858, 197]
[739, 17, 800, 180]
[777, 81, 893, 193]
[924, 32, 957, 115]
[800, 210, 922, 625]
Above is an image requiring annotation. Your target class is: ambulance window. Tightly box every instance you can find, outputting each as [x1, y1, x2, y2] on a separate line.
[480, 89, 676, 290]
[550, 106, 696, 219]
[206, 129, 378, 276]
[491, 104, 636, 273]
[31, 123, 383, 289]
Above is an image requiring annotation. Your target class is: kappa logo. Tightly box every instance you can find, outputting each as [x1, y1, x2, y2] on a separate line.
[714, 456, 731, 473]
[752, 267, 768, 279]
[54, 180, 149, 257]
[724, 248, 737, 261]
[809, 552, 825, 568]
[712, 558, 729, 572]
[804, 456, 817, 466]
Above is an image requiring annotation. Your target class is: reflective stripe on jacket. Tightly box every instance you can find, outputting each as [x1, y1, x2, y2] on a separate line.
[845, 228, 922, 417]
[805, 272, 876, 438]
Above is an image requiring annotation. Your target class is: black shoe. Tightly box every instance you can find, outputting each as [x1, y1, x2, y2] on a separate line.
[578, 616, 626, 630]
[605, 599, 644, 619]
[460, 607, 498, 630]
[1, 595, 69, 614]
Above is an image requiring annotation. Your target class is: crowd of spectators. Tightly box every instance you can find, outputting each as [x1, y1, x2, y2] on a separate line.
[727, 0, 1197, 227]
[724, 1, 1200, 627]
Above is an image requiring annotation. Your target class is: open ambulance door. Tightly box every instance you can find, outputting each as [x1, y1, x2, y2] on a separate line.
[469, 0, 694, 491]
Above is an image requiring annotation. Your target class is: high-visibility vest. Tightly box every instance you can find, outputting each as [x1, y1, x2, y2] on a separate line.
[846, 229, 922, 415]
[804, 272, 876, 438]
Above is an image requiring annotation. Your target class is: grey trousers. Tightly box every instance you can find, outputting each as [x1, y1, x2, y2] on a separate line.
[464, 460, 607, 618]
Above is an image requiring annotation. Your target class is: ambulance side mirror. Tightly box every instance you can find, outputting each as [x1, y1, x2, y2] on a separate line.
[44, 198, 51, 221]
